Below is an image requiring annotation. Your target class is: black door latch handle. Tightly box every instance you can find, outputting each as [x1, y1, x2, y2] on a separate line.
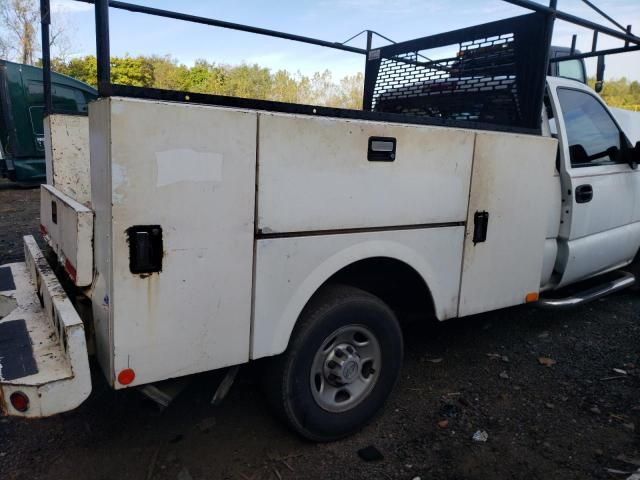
[473, 211, 489, 245]
[575, 184, 593, 203]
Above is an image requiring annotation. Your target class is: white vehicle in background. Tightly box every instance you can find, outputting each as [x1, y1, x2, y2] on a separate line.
[612, 107, 640, 144]
[1, 0, 639, 441]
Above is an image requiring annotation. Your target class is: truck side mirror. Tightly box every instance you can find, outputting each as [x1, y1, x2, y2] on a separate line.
[620, 142, 640, 170]
[595, 55, 605, 93]
[612, 143, 639, 170]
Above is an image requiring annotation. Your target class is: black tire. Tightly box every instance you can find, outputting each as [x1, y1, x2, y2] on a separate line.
[264, 284, 404, 442]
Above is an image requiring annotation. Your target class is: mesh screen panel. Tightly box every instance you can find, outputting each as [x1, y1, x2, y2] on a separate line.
[363, 13, 552, 132]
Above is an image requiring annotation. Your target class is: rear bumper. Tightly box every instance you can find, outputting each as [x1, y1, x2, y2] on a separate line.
[0, 236, 91, 417]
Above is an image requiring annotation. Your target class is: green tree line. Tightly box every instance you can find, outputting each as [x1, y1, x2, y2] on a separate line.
[588, 77, 640, 111]
[51, 56, 640, 112]
[52, 55, 364, 109]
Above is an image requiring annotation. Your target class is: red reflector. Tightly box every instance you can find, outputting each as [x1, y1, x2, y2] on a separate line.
[64, 259, 77, 283]
[10, 391, 29, 412]
[117, 368, 136, 385]
[39, 224, 48, 235]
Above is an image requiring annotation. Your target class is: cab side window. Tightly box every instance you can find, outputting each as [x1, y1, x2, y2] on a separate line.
[557, 87, 627, 168]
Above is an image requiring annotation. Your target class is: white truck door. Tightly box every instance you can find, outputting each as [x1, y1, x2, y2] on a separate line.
[457, 131, 557, 317]
[547, 77, 640, 287]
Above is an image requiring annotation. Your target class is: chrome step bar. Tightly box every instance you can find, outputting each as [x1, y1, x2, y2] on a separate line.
[537, 271, 635, 309]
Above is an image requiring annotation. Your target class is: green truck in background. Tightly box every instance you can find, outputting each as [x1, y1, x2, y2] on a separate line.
[0, 60, 97, 184]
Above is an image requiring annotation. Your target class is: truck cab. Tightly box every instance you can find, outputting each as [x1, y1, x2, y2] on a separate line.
[548, 46, 587, 84]
[0, 60, 97, 183]
[541, 76, 640, 292]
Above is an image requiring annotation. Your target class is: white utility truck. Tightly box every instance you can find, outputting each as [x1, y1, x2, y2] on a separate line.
[1, 0, 640, 441]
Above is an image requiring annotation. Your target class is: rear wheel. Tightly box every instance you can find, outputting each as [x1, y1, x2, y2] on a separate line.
[264, 284, 403, 441]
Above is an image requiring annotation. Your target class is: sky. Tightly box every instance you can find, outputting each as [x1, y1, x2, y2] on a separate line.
[50, 0, 640, 81]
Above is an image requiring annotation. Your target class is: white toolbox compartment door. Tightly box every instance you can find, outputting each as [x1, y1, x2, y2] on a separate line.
[94, 98, 257, 387]
[40, 184, 93, 287]
[257, 112, 475, 233]
[458, 131, 557, 317]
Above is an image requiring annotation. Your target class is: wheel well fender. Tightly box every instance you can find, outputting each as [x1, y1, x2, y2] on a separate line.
[251, 238, 459, 360]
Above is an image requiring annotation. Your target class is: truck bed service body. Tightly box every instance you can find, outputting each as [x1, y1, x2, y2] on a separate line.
[1, 0, 639, 440]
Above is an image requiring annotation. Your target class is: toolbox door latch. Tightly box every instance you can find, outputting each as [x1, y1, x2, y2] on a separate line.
[473, 211, 489, 245]
[127, 225, 163, 274]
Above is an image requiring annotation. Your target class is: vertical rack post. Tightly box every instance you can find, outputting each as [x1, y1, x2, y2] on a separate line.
[543, 0, 558, 71]
[95, 0, 111, 95]
[625, 25, 632, 48]
[40, 0, 52, 115]
[536, 0, 557, 127]
[362, 30, 374, 111]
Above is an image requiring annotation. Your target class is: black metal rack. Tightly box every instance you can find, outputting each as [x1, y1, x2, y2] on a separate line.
[39, 0, 640, 135]
[363, 13, 552, 130]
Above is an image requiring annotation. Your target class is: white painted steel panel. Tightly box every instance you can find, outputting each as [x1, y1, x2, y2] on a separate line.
[251, 227, 465, 359]
[458, 132, 557, 317]
[545, 174, 562, 240]
[557, 223, 640, 285]
[540, 174, 561, 288]
[44, 114, 92, 206]
[40, 185, 93, 287]
[258, 113, 475, 233]
[546, 78, 640, 287]
[88, 99, 113, 379]
[103, 98, 257, 387]
[566, 165, 640, 240]
[540, 239, 558, 290]
[0, 237, 91, 417]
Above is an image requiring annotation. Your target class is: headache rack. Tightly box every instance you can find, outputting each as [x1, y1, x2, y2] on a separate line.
[363, 13, 551, 130]
[39, 0, 640, 135]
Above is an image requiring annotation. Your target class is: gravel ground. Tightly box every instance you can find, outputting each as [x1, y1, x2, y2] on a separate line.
[0, 180, 41, 264]
[1, 179, 639, 480]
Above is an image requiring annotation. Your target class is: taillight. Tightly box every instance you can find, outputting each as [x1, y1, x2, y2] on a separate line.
[10, 391, 29, 412]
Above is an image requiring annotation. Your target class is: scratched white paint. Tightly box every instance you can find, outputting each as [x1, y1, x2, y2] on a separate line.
[457, 131, 557, 317]
[155, 149, 223, 187]
[40, 185, 94, 287]
[111, 162, 128, 204]
[0, 237, 91, 417]
[91, 98, 256, 388]
[44, 115, 92, 207]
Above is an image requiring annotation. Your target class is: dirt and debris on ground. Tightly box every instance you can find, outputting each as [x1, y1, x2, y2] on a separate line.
[1, 180, 639, 479]
[0, 181, 41, 265]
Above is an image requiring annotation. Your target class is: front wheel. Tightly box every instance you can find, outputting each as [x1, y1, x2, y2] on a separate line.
[264, 285, 404, 441]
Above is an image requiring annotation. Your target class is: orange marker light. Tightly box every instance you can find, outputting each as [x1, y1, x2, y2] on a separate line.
[117, 368, 136, 385]
[525, 292, 539, 303]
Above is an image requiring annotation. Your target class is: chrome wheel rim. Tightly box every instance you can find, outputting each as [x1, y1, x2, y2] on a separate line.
[310, 325, 381, 413]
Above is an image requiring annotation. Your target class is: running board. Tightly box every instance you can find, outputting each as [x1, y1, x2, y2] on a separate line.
[537, 271, 635, 309]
